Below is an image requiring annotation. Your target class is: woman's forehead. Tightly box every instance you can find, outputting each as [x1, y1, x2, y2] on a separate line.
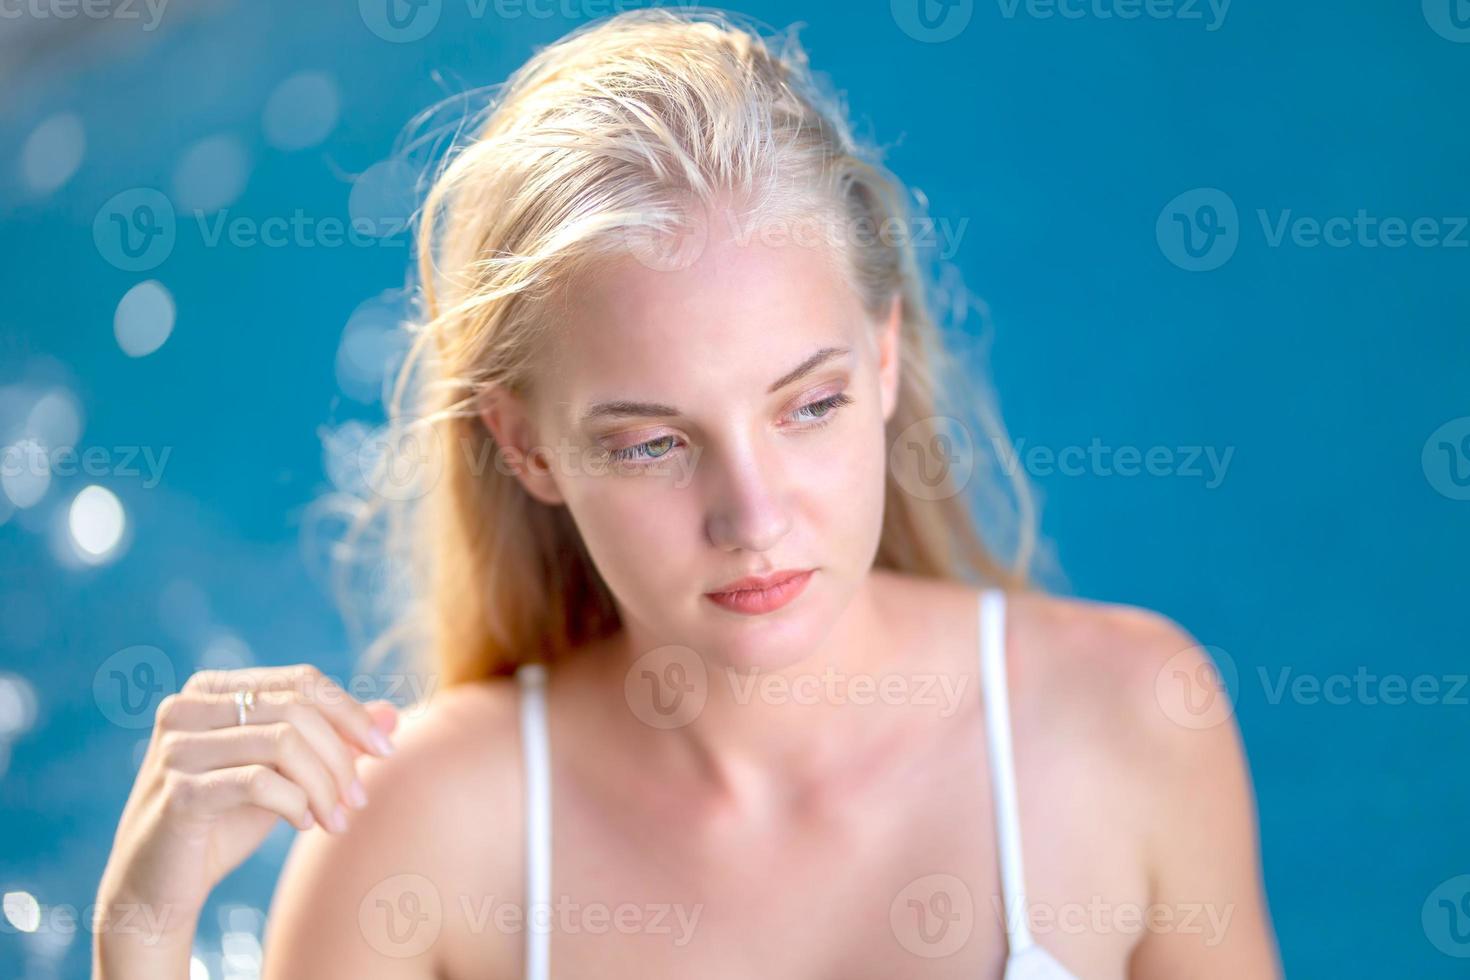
[552, 234, 863, 369]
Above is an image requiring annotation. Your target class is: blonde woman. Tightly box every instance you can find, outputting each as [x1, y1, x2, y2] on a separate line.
[94, 9, 1281, 978]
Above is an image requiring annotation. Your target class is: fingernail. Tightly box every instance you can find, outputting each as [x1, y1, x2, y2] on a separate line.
[329, 805, 348, 833]
[347, 779, 368, 809]
[369, 729, 395, 757]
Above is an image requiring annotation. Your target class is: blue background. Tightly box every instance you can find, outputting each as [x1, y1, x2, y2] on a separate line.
[1, 1, 1467, 976]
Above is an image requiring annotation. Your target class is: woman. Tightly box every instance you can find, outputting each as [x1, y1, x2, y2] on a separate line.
[93, 9, 1281, 978]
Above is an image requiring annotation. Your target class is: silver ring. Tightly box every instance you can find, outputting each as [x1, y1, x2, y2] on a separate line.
[234, 688, 256, 726]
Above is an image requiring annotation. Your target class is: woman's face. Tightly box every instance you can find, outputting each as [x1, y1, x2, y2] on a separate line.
[486, 224, 901, 670]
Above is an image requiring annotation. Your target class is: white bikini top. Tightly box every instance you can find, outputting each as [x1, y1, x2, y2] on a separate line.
[513, 586, 1078, 979]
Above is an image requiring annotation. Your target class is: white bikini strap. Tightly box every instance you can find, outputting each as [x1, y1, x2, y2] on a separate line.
[516, 663, 552, 980]
[979, 587, 1036, 952]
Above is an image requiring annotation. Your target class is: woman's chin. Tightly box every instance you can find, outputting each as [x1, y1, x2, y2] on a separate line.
[694, 600, 837, 674]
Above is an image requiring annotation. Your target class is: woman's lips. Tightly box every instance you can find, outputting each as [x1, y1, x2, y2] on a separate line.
[703, 569, 814, 615]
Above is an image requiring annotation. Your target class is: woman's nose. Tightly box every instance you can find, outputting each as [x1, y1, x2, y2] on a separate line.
[703, 446, 792, 553]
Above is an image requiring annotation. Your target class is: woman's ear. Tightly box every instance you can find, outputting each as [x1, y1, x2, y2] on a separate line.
[877, 291, 902, 424]
[476, 384, 566, 506]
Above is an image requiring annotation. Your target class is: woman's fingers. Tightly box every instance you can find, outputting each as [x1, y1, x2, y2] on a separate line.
[275, 703, 364, 820]
[165, 764, 314, 832]
[149, 664, 401, 834]
[162, 665, 396, 759]
[158, 722, 354, 833]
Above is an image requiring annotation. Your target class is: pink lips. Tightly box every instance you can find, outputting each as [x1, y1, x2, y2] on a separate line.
[703, 569, 814, 615]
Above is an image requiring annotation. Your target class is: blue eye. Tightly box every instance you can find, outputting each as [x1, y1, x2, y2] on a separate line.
[609, 434, 677, 464]
[790, 392, 854, 425]
[605, 392, 854, 468]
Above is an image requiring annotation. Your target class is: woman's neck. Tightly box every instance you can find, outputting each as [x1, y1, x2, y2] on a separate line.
[598, 570, 941, 823]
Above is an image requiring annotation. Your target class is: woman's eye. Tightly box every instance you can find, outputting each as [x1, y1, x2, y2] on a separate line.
[790, 392, 854, 425]
[605, 393, 853, 468]
[609, 434, 678, 463]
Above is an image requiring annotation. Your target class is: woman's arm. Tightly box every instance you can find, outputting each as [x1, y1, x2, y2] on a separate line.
[1127, 621, 1283, 978]
[92, 665, 398, 979]
[261, 679, 526, 980]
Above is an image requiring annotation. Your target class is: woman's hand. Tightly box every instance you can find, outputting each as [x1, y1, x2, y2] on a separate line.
[94, 664, 398, 974]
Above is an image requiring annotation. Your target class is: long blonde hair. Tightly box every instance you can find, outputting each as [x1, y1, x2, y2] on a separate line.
[332, 7, 1042, 690]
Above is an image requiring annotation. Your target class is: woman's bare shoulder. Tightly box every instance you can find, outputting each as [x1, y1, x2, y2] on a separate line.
[262, 675, 527, 979]
[1004, 587, 1223, 738]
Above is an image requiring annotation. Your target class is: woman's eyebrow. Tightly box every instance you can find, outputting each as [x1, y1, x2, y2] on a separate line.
[766, 345, 851, 394]
[579, 345, 853, 423]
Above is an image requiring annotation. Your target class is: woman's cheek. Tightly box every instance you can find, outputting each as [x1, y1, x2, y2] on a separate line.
[567, 474, 694, 597]
[818, 421, 886, 526]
